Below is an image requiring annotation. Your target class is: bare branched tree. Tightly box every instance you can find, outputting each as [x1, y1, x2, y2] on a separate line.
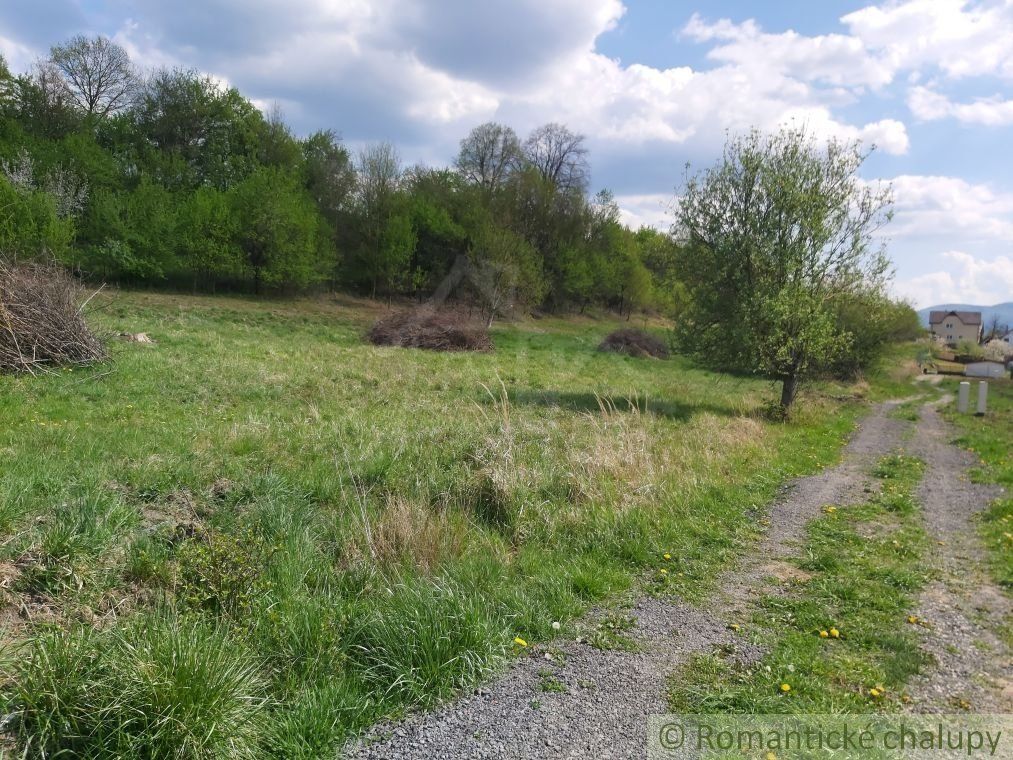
[984, 315, 1008, 342]
[522, 123, 589, 193]
[356, 142, 402, 225]
[30, 59, 74, 110]
[455, 122, 521, 192]
[50, 35, 137, 118]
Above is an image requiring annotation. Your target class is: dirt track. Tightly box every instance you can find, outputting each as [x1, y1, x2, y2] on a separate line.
[904, 401, 1011, 713]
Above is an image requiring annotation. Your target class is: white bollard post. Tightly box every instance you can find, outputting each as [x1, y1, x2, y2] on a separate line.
[977, 382, 988, 416]
[957, 381, 970, 413]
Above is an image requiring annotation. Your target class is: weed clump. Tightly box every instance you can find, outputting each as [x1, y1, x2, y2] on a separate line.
[597, 328, 669, 359]
[176, 528, 270, 620]
[367, 307, 493, 352]
[0, 260, 106, 373]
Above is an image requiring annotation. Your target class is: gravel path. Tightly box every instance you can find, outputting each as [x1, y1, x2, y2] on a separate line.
[343, 402, 908, 760]
[904, 400, 1011, 713]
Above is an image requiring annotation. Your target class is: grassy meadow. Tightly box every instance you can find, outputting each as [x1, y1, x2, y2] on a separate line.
[0, 291, 875, 756]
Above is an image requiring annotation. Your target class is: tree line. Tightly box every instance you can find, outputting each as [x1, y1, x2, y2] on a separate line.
[0, 36, 922, 410]
[0, 36, 675, 317]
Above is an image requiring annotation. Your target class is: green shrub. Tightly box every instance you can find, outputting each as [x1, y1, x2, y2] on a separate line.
[0, 176, 73, 257]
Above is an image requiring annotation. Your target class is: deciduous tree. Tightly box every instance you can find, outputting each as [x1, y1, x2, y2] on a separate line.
[350, 143, 416, 297]
[456, 122, 520, 193]
[49, 35, 137, 118]
[674, 128, 893, 412]
[522, 123, 589, 193]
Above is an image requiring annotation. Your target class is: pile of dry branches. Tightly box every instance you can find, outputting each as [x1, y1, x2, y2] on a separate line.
[367, 307, 493, 352]
[598, 328, 670, 359]
[0, 260, 106, 373]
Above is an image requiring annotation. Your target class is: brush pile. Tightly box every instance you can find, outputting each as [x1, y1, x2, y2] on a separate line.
[0, 260, 106, 373]
[367, 307, 493, 352]
[598, 328, 670, 359]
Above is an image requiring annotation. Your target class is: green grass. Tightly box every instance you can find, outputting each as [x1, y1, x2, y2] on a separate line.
[937, 377, 1013, 592]
[6, 615, 270, 759]
[0, 290, 872, 756]
[669, 452, 932, 713]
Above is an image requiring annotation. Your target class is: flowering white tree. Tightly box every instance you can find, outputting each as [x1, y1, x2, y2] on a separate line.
[983, 339, 1013, 362]
[1, 149, 89, 218]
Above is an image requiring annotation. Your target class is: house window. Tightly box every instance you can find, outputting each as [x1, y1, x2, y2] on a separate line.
[946, 322, 953, 328]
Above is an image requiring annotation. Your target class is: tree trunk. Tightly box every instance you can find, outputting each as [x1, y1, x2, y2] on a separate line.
[780, 372, 799, 411]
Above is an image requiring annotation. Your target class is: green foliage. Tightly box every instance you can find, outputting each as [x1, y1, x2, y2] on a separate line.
[230, 167, 327, 291]
[177, 186, 242, 286]
[346, 578, 509, 706]
[131, 68, 263, 190]
[1, 41, 697, 309]
[829, 292, 924, 378]
[468, 220, 546, 324]
[176, 528, 271, 620]
[0, 175, 74, 257]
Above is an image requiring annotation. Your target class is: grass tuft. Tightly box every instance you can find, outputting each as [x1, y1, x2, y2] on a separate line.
[4, 615, 270, 758]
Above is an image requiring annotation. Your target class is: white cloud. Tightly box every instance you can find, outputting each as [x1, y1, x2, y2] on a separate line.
[499, 46, 909, 156]
[683, 3, 1013, 129]
[908, 85, 1013, 125]
[843, 0, 1013, 81]
[0, 35, 39, 73]
[887, 175, 1013, 242]
[682, 13, 893, 89]
[97, 0, 917, 163]
[614, 193, 674, 230]
[895, 251, 1013, 307]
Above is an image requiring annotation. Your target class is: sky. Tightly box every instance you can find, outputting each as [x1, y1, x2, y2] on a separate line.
[2, 0, 1012, 308]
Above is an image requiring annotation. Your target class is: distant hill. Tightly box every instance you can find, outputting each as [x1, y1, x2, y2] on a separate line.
[917, 302, 1013, 331]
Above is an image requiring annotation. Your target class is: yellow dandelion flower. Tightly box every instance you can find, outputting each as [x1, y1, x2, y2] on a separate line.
[663, 553, 672, 560]
[513, 637, 528, 647]
[819, 630, 829, 638]
[766, 753, 777, 760]
[729, 623, 740, 631]
[829, 628, 840, 638]
[907, 615, 919, 624]
[870, 688, 881, 698]
[659, 568, 668, 575]
[780, 683, 791, 693]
